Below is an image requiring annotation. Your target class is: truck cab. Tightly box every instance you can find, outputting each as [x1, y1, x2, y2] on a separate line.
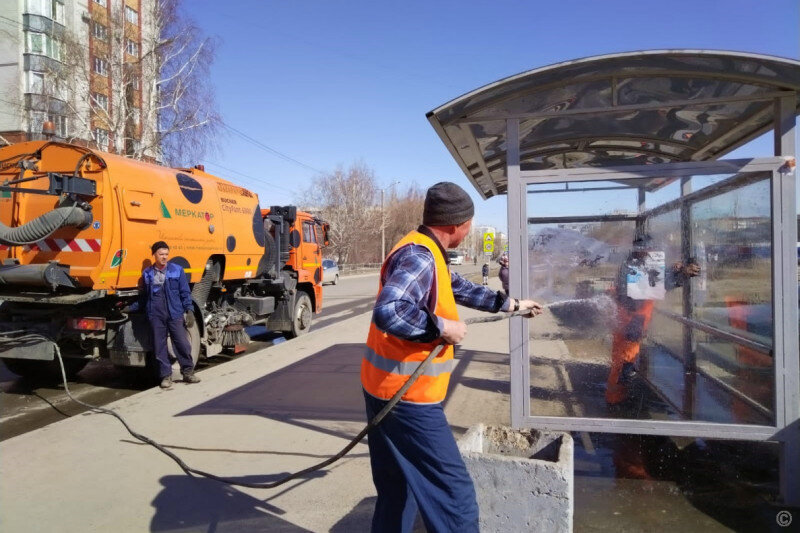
[262, 207, 329, 317]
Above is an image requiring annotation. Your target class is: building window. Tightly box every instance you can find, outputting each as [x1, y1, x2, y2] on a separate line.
[93, 128, 109, 148]
[25, 0, 64, 23]
[131, 75, 140, 90]
[92, 22, 108, 40]
[29, 111, 45, 135]
[92, 92, 108, 110]
[26, 0, 42, 16]
[131, 108, 140, 125]
[48, 114, 67, 137]
[25, 0, 47, 16]
[93, 57, 108, 76]
[26, 31, 45, 54]
[26, 71, 45, 93]
[53, 0, 64, 24]
[28, 111, 66, 137]
[124, 6, 138, 24]
[25, 31, 61, 61]
[92, 0, 106, 7]
[125, 39, 138, 56]
[48, 36, 61, 61]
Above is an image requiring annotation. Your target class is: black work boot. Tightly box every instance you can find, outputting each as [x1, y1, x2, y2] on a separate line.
[182, 371, 201, 384]
[159, 376, 173, 389]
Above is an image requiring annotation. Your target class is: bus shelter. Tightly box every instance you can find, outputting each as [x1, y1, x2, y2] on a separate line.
[427, 51, 800, 505]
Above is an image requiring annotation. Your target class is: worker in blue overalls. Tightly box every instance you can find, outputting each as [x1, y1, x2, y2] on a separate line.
[128, 241, 200, 389]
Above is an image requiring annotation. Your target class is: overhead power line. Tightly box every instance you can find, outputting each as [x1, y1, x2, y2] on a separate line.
[218, 120, 325, 175]
[201, 159, 297, 197]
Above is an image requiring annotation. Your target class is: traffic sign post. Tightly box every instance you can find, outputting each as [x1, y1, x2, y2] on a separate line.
[482, 232, 494, 255]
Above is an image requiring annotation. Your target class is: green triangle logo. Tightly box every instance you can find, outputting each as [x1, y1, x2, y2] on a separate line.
[160, 199, 171, 218]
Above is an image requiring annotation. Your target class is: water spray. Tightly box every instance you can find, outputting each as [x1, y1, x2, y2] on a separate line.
[543, 294, 619, 330]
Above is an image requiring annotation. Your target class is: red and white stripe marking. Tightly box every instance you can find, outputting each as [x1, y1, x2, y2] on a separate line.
[0, 239, 101, 252]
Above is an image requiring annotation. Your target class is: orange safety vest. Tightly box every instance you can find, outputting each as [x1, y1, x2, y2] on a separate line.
[361, 230, 459, 404]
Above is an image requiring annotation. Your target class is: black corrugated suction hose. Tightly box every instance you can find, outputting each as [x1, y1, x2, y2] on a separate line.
[0, 205, 92, 246]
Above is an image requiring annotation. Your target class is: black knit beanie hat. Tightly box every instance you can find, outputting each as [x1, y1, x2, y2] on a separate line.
[422, 181, 475, 226]
[151, 241, 169, 254]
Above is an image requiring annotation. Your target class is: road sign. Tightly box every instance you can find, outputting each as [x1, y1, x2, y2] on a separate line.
[482, 232, 494, 253]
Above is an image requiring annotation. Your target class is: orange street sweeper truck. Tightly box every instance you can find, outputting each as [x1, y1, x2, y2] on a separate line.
[0, 141, 329, 378]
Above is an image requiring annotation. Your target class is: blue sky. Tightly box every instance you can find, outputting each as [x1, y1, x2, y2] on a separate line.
[191, 0, 799, 231]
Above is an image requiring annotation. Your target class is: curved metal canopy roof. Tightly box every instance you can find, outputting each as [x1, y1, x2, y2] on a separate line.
[427, 50, 800, 198]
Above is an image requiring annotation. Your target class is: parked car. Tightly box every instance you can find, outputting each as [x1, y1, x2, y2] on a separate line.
[447, 250, 464, 265]
[322, 259, 339, 285]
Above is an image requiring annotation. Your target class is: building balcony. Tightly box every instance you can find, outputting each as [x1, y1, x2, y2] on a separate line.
[23, 93, 67, 115]
[23, 53, 64, 74]
[22, 14, 65, 38]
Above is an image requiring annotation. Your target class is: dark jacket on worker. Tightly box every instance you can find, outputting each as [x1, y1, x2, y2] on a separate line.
[129, 262, 193, 320]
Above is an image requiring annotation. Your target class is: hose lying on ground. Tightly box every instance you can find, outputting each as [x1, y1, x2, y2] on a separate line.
[0, 205, 92, 246]
[52, 309, 535, 490]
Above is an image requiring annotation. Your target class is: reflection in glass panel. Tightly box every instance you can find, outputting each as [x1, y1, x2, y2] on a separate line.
[526, 182, 637, 218]
[645, 209, 682, 315]
[526, 172, 775, 425]
[694, 330, 773, 424]
[691, 179, 772, 340]
[690, 178, 774, 425]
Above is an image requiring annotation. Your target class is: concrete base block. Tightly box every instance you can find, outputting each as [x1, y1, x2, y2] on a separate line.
[458, 424, 573, 532]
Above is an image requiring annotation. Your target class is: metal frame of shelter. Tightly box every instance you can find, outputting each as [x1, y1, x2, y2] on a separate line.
[428, 51, 800, 505]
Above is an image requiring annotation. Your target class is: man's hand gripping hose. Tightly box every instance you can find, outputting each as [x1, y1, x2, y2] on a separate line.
[51, 309, 537, 489]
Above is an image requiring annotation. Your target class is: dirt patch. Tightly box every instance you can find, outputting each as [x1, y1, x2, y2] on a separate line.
[485, 425, 538, 451]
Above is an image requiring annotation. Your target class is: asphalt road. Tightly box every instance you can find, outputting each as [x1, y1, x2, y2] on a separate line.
[0, 263, 484, 441]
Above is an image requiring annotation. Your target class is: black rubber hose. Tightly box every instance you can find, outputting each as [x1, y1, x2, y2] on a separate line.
[48, 309, 536, 490]
[0, 206, 92, 246]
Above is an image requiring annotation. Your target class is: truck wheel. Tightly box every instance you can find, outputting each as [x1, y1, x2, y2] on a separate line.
[167, 318, 201, 369]
[333, 274, 339, 285]
[3, 358, 88, 381]
[287, 291, 313, 338]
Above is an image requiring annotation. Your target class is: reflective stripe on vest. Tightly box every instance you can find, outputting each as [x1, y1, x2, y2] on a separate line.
[363, 345, 456, 377]
[361, 230, 459, 404]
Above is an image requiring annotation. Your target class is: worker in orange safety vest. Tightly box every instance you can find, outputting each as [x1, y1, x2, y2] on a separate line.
[361, 181, 543, 532]
[606, 234, 700, 405]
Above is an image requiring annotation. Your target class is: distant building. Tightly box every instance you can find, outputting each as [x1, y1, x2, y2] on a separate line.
[0, 0, 157, 158]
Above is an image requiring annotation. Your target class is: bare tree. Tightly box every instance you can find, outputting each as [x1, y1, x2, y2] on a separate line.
[5, 0, 219, 165]
[301, 162, 379, 264]
[383, 184, 425, 252]
[143, 0, 221, 165]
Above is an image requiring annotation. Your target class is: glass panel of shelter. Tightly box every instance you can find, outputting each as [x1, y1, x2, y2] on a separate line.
[524, 168, 776, 427]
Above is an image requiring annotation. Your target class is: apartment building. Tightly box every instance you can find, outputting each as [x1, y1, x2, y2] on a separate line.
[0, 0, 156, 158]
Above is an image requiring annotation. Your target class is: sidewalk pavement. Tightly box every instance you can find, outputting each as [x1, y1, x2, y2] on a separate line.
[0, 290, 517, 532]
[0, 278, 754, 532]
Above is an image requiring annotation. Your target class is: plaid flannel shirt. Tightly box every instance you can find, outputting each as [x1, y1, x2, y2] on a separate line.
[373, 228, 510, 342]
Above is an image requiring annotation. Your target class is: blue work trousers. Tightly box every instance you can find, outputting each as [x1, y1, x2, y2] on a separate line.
[150, 289, 194, 379]
[363, 390, 479, 533]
